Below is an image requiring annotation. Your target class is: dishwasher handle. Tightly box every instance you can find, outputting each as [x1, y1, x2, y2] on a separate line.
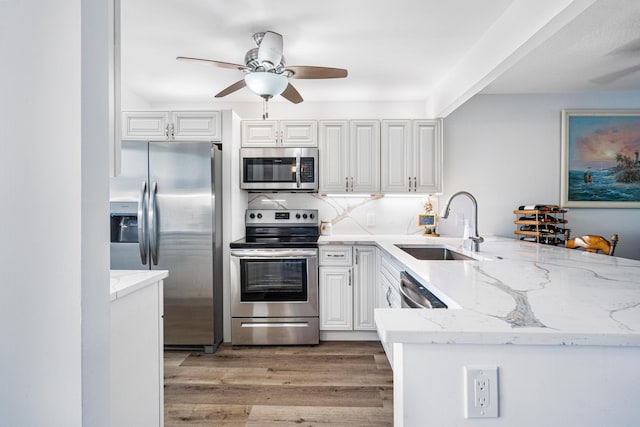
[399, 271, 447, 309]
[399, 278, 431, 308]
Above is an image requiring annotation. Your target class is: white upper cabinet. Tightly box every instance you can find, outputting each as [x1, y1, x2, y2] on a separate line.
[121, 111, 170, 140]
[350, 121, 381, 194]
[122, 111, 221, 141]
[380, 120, 411, 192]
[319, 120, 380, 194]
[241, 120, 317, 147]
[381, 119, 442, 193]
[319, 121, 350, 192]
[171, 111, 222, 141]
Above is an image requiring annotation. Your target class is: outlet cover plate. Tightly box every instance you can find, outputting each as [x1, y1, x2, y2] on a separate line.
[464, 366, 499, 418]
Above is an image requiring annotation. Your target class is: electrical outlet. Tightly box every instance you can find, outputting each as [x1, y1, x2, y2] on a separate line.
[464, 366, 498, 418]
[366, 213, 376, 227]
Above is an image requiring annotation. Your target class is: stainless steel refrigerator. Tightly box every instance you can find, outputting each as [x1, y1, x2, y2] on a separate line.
[110, 140, 223, 353]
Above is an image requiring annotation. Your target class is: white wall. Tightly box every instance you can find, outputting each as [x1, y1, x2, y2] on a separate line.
[441, 92, 640, 260]
[0, 1, 110, 426]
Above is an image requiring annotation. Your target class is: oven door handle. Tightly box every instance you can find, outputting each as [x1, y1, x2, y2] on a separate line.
[230, 249, 318, 258]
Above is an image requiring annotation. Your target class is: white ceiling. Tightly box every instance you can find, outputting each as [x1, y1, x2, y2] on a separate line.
[120, 0, 640, 116]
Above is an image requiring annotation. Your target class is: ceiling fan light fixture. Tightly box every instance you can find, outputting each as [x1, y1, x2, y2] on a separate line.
[244, 72, 288, 99]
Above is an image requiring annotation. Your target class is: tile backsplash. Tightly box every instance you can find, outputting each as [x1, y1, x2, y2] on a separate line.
[247, 193, 439, 235]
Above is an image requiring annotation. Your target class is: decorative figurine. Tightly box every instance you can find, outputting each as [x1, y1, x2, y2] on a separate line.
[419, 196, 439, 236]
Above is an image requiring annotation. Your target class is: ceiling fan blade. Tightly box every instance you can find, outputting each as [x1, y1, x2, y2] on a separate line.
[591, 63, 640, 84]
[176, 56, 244, 70]
[215, 79, 247, 98]
[257, 31, 283, 67]
[281, 83, 303, 104]
[286, 66, 348, 79]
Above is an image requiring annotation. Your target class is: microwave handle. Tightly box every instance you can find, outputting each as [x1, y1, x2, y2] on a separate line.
[295, 153, 301, 188]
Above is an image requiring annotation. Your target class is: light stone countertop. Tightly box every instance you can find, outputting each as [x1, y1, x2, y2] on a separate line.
[319, 235, 640, 346]
[110, 270, 168, 301]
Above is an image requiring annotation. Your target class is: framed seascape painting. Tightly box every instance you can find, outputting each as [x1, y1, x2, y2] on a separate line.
[561, 110, 640, 208]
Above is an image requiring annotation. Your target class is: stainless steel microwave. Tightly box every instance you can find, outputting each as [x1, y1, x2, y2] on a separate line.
[240, 147, 319, 191]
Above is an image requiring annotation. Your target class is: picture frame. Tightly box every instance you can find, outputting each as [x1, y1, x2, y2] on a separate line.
[418, 213, 436, 227]
[561, 110, 640, 208]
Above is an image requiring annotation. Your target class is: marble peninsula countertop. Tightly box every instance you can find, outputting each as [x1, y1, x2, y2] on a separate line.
[110, 270, 168, 301]
[318, 235, 640, 346]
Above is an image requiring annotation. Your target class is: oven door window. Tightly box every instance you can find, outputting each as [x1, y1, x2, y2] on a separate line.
[240, 258, 308, 302]
[243, 158, 296, 183]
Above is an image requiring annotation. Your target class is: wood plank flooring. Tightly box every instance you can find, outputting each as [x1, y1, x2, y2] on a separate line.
[164, 341, 393, 426]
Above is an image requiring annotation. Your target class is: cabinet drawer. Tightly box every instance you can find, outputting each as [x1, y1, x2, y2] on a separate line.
[319, 246, 353, 266]
[380, 254, 402, 285]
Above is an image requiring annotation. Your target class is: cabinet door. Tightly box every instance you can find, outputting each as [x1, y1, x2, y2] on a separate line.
[319, 266, 353, 330]
[122, 111, 170, 140]
[349, 120, 380, 193]
[353, 246, 377, 330]
[413, 119, 442, 193]
[171, 111, 221, 141]
[241, 121, 278, 146]
[378, 273, 394, 309]
[280, 120, 317, 147]
[381, 120, 411, 193]
[319, 121, 350, 193]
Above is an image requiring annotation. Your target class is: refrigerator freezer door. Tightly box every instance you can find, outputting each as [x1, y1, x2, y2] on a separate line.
[148, 141, 217, 347]
[110, 176, 148, 270]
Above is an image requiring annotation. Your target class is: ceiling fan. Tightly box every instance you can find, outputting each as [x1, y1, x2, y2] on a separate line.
[591, 36, 640, 85]
[177, 31, 348, 105]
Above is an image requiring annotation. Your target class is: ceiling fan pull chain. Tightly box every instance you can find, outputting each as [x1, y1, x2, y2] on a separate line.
[262, 98, 269, 120]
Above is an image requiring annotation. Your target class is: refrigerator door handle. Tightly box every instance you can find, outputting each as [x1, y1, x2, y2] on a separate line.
[138, 180, 148, 265]
[149, 181, 159, 265]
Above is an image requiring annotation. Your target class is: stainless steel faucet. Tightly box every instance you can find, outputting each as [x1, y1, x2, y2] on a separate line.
[440, 191, 484, 252]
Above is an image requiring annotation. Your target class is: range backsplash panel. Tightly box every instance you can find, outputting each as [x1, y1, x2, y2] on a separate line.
[247, 193, 439, 235]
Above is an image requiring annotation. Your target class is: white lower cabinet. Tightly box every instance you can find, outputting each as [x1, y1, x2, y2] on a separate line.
[111, 278, 164, 427]
[377, 250, 403, 309]
[319, 245, 377, 331]
[353, 246, 377, 329]
[319, 266, 353, 330]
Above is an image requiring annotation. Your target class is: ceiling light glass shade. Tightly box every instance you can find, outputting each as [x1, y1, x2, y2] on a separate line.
[244, 72, 288, 99]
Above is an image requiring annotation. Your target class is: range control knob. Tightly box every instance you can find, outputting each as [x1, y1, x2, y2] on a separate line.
[295, 213, 301, 219]
[257, 213, 262, 219]
[303, 214, 308, 219]
[249, 213, 255, 219]
[310, 213, 315, 219]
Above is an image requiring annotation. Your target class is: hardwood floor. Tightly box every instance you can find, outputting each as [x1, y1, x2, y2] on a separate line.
[164, 341, 393, 426]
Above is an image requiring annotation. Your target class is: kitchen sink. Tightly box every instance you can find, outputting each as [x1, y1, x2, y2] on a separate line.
[395, 244, 475, 261]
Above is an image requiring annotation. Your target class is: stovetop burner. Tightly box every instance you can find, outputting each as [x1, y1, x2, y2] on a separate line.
[230, 209, 319, 249]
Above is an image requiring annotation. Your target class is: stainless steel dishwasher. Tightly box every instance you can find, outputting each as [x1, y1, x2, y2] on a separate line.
[399, 271, 448, 309]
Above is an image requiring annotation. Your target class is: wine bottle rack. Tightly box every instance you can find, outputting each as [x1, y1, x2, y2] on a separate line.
[513, 205, 568, 245]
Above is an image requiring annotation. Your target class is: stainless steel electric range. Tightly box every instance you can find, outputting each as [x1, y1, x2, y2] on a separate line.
[230, 209, 319, 345]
